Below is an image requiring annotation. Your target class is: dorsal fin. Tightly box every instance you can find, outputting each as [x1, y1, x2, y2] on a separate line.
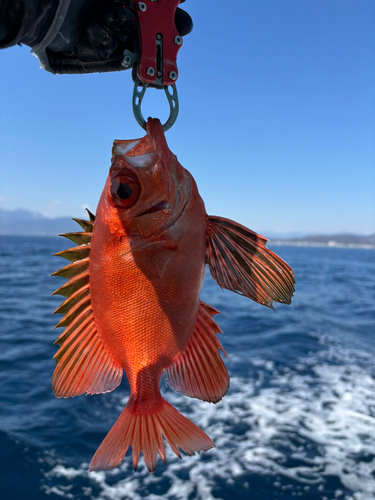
[86, 208, 95, 221]
[72, 218, 94, 232]
[51, 258, 89, 279]
[51, 214, 123, 398]
[60, 232, 92, 245]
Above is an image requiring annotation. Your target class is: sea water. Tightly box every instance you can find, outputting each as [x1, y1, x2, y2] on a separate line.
[0, 236, 374, 500]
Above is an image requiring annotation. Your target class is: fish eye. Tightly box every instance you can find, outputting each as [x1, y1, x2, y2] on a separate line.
[109, 169, 141, 209]
[117, 183, 132, 200]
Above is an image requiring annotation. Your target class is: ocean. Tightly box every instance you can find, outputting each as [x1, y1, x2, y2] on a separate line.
[0, 236, 374, 500]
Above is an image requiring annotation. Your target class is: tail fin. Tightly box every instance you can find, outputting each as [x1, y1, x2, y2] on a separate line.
[89, 399, 214, 473]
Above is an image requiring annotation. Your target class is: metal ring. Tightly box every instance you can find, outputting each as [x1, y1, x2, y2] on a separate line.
[132, 77, 179, 132]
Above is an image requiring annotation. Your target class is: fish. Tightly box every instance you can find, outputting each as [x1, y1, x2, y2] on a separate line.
[52, 118, 295, 473]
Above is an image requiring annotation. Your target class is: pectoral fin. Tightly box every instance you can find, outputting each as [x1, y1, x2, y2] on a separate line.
[206, 216, 295, 309]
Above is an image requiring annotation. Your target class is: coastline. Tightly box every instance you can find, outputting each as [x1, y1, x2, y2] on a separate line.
[269, 240, 375, 250]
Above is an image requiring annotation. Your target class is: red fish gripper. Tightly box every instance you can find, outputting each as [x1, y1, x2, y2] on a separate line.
[135, 0, 182, 86]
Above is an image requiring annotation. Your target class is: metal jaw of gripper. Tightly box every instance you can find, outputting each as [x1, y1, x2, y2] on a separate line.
[132, 77, 179, 133]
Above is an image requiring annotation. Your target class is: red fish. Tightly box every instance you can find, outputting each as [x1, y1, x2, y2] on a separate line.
[52, 118, 294, 473]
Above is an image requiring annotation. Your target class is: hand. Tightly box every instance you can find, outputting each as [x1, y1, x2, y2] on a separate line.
[0, 0, 193, 74]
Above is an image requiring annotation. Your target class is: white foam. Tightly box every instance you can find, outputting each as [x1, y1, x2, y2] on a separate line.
[43, 337, 375, 499]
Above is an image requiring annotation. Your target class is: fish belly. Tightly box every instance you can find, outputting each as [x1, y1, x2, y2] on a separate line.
[89, 233, 206, 388]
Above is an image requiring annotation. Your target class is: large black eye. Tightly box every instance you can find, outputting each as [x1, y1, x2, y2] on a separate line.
[117, 183, 132, 200]
[109, 169, 141, 209]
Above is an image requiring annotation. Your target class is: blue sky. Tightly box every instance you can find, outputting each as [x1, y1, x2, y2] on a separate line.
[0, 0, 374, 235]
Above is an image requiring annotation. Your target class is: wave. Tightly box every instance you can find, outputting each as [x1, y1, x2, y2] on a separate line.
[41, 333, 375, 500]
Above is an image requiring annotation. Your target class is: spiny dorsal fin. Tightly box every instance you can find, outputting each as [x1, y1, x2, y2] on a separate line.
[51, 271, 90, 298]
[53, 285, 90, 316]
[51, 213, 123, 398]
[53, 246, 90, 263]
[72, 218, 94, 233]
[86, 208, 95, 222]
[60, 232, 92, 245]
[53, 295, 91, 329]
[51, 258, 89, 279]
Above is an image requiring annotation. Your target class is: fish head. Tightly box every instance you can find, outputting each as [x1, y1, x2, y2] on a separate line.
[98, 118, 191, 239]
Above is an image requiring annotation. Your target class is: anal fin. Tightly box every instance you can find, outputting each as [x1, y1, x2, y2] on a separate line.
[164, 301, 229, 404]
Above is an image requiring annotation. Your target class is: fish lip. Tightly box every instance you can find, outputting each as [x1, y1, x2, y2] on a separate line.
[136, 201, 170, 217]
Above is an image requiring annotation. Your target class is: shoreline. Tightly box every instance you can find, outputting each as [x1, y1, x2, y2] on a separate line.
[1, 233, 374, 250]
[269, 240, 375, 250]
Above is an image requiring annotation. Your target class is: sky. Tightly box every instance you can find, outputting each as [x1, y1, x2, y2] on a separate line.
[0, 0, 374, 235]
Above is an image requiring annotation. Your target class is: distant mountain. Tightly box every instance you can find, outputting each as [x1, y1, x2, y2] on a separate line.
[0, 209, 374, 248]
[270, 233, 375, 249]
[0, 208, 78, 235]
[259, 231, 309, 239]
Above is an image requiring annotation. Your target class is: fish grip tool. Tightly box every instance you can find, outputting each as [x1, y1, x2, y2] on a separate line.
[130, 0, 183, 132]
[132, 77, 178, 132]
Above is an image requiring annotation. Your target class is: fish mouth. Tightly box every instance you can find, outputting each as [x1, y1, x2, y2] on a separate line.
[137, 201, 170, 217]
